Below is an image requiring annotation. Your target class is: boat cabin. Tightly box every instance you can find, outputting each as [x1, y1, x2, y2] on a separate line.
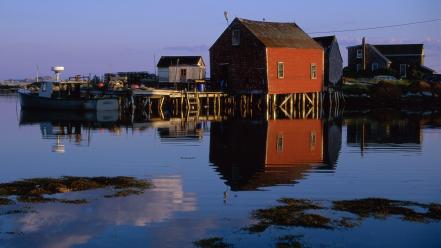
[39, 81, 84, 98]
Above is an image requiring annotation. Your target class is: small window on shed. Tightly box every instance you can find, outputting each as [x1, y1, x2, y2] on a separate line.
[372, 63, 379, 71]
[232, 29, 240, 46]
[277, 62, 284, 79]
[310, 64, 317, 79]
[356, 64, 362, 72]
[357, 49, 363, 59]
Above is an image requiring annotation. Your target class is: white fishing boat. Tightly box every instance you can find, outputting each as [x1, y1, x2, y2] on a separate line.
[19, 66, 118, 111]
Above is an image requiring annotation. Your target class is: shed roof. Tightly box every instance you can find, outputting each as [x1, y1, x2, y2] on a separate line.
[313, 36, 336, 49]
[237, 18, 322, 49]
[157, 56, 203, 67]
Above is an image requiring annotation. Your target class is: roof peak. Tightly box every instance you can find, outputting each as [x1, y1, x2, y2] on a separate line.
[231, 18, 321, 49]
[236, 17, 297, 25]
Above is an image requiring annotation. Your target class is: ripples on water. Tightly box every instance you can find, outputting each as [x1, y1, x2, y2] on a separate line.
[0, 94, 440, 247]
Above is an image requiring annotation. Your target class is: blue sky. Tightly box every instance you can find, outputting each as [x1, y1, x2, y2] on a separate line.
[0, 0, 440, 79]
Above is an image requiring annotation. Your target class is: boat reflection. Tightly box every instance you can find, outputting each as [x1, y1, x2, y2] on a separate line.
[19, 109, 209, 151]
[209, 118, 342, 191]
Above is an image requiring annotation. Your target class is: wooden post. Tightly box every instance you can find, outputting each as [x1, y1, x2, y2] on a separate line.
[302, 93, 305, 119]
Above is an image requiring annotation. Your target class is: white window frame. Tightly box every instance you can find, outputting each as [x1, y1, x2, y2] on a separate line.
[372, 63, 379, 71]
[277, 62, 284, 79]
[400, 64, 407, 78]
[310, 63, 317, 79]
[232, 29, 240, 46]
[356, 49, 363, 59]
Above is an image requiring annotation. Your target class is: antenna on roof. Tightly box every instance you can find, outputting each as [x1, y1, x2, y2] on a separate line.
[224, 11, 229, 24]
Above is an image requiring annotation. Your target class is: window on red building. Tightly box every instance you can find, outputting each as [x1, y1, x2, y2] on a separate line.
[277, 62, 284, 79]
[311, 64, 317, 79]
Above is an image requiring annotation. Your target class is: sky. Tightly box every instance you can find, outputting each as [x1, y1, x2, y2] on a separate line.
[0, 0, 440, 79]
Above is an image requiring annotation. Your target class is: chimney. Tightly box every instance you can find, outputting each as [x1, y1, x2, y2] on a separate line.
[362, 37, 366, 71]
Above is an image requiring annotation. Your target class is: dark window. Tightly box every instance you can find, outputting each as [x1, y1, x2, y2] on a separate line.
[372, 63, 379, 71]
[357, 49, 363, 59]
[232, 29, 240, 46]
[400, 64, 407, 78]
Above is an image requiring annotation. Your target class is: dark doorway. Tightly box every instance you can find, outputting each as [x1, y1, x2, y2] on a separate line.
[219, 64, 230, 90]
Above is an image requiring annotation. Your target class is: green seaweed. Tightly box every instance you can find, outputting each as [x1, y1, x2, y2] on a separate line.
[104, 189, 144, 198]
[246, 199, 331, 233]
[0, 176, 151, 205]
[332, 198, 438, 222]
[276, 235, 308, 248]
[0, 197, 14, 205]
[193, 237, 233, 248]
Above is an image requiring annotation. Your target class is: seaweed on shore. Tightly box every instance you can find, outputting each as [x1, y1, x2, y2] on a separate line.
[0, 197, 14, 205]
[245, 197, 441, 234]
[245, 199, 331, 233]
[332, 198, 441, 222]
[0, 176, 152, 205]
[276, 235, 308, 248]
[104, 189, 144, 198]
[193, 237, 233, 248]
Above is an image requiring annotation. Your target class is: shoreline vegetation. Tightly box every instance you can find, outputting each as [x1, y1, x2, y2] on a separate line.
[342, 77, 441, 108]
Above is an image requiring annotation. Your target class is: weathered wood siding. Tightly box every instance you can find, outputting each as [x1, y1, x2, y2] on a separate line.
[158, 66, 205, 83]
[210, 20, 267, 93]
[327, 41, 343, 86]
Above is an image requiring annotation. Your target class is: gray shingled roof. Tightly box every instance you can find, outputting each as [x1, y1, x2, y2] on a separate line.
[237, 18, 322, 49]
[313, 36, 336, 49]
[157, 56, 203, 67]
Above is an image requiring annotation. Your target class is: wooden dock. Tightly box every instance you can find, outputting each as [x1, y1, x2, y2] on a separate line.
[115, 88, 343, 122]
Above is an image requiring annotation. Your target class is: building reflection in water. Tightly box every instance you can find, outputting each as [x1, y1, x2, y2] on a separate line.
[209, 118, 342, 191]
[345, 111, 426, 153]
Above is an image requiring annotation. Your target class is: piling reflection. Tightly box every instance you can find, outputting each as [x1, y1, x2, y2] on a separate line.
[209, 118, 342, 191]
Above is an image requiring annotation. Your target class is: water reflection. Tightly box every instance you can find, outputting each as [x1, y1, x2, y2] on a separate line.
[2, 101, 440, 248]
[209, 118, 342, 190]
[19, 109, 209, 151]
[1, 176, 196, 248]
[345, 110, 441, 153]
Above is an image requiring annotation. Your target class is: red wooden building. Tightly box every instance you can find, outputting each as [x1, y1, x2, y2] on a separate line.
[210, 18, 324, 95]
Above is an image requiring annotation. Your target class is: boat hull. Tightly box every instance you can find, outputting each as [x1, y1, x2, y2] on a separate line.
[19, 92, 118, 111]
[19, 92, 86, 110]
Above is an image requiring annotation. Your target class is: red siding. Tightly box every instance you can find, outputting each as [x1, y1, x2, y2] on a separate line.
[267, 48, 324, 94]
[266, 119, 323, 166]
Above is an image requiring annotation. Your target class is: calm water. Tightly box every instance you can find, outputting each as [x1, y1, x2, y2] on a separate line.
[0, 94, 440, 247]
